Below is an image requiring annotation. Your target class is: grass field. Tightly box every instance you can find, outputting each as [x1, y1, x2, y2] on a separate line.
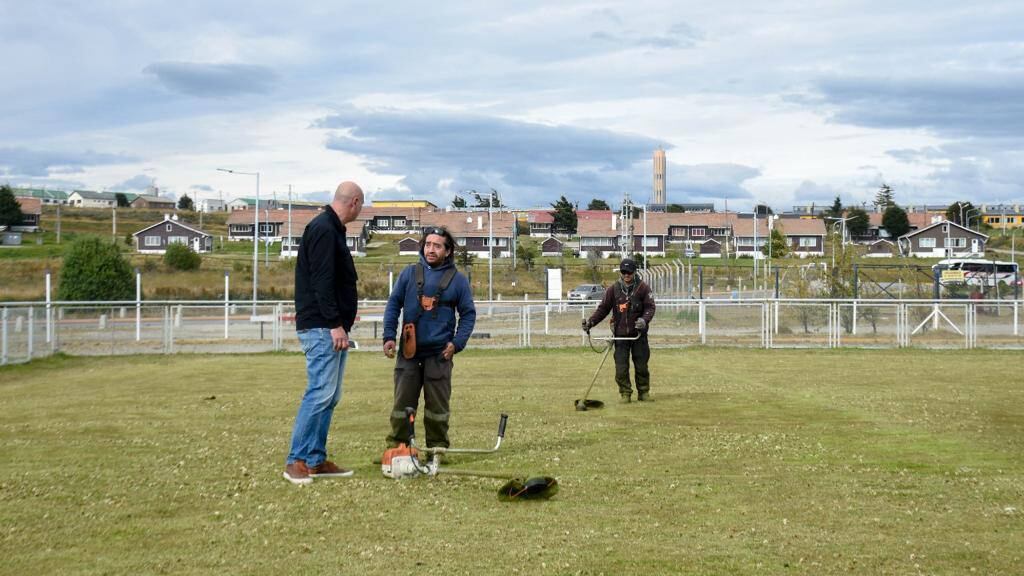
[1, 349, 1023, 575]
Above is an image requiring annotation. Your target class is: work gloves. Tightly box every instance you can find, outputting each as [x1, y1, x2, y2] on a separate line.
[581, 319, 591, 334]
[635, 318, 647, 332]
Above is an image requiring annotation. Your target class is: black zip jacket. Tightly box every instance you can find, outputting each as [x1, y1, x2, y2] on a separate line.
[294, 206, 358, 331]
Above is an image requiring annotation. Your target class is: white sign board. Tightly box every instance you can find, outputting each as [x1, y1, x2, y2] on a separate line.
[546, 268, 563, 300]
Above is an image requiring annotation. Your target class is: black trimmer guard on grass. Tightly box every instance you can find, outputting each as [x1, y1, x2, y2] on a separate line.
[498, 476, 560, 501]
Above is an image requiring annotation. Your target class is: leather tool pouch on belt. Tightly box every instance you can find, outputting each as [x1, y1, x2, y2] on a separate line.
[401, 323, 417, 359]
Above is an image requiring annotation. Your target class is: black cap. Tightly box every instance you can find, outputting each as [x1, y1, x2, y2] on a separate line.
[619, 258, 637, 274]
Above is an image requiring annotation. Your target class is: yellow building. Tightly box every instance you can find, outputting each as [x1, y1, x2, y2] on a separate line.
[981, 204, 1024, 230]
[371, 199, 438, 209]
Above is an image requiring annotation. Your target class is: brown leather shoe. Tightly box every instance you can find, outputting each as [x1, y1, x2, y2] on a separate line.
[309, 460, 354, 478]
[283, 460, 313, 485]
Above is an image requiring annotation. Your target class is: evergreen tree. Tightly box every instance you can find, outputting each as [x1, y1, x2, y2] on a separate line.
[587, 198, 610, 211]
[882, 205, 911, 238]
[115, 193, 130, 207]
[58, 236, 134, 301]
[827, 195, 844, 218]
[516, 240, 538, 271]
[177, 194, 194, 211]
[550, 195, 577, 235]
[762, 227, 788, 258]
[846, 207, 870, 237]
[945, 201, 975, 226]
[874, 184, 895, 210]
[451, 195, 466, 209]
[666, 204, 685, 213]
[0, 185, 25, 227]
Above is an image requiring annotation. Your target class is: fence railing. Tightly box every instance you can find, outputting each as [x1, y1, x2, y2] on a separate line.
[2, 298, 1023, 365]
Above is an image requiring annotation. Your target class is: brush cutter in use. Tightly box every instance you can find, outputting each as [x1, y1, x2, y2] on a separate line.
[381, 408, 558, 501]
[574, 333, 641, 411]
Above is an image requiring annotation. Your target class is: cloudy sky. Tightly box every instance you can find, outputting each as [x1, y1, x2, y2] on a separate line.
[2, 1, 1023, 211]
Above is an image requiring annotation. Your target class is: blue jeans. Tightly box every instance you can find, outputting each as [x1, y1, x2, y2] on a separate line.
[287, 328, 347, 467]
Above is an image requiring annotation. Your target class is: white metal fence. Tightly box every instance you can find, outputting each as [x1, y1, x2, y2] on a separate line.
[2, 298, 1023, 365]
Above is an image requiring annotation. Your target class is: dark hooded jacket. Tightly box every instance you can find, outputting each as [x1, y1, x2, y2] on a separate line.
[382, 252, 476, 358]
[587, 278, 656, 337]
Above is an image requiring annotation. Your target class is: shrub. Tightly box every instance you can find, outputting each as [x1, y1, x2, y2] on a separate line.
[58, 236, 134, 301]
[164, 243, 202, 271]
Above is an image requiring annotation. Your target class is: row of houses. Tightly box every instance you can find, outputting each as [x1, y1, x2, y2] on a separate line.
[6, 193, 993, 260]
[13, 187, 332, 213]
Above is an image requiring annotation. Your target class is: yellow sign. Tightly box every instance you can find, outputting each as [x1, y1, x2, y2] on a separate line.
[941, 270, 965, 283]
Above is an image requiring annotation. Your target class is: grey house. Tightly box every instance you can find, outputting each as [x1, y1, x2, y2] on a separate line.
[134, 216, 213, 254]
[865, 239, 895, 258]
[699, 238, 723, 258]
[540, 236, 564, 256]
[398, 237, 420, 255]
[897, 221, 988, 258]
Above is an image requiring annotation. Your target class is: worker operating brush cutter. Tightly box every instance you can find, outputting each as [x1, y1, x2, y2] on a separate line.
[580, 258, 656, 404]
[381, 408, 558, 501]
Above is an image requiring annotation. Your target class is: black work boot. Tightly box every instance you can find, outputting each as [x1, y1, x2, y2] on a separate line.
[619, 393, 632, 404]
[637, 392, 652, 402]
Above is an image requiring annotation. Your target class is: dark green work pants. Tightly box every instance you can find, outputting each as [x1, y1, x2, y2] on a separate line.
[614, 332, 650, 396]
[387, 354, 453, 449]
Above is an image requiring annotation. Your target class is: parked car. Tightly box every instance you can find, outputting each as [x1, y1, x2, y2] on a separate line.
[684, 247, 697, 258]
[567, 284, 605, 301]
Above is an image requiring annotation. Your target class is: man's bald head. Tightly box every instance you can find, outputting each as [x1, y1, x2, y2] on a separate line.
[331, 181, 364, 224]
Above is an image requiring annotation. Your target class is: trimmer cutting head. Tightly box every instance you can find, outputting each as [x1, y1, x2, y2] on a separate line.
[498, 476, 560, 501]
[574, 399, 605, 411]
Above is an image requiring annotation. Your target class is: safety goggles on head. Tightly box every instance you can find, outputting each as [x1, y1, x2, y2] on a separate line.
[423, 227, 445, 237]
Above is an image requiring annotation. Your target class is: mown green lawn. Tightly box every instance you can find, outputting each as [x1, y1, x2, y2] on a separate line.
[1, 349, 1022, 575]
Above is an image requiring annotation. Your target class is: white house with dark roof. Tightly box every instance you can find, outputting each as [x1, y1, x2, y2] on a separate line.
[68, 190, 118, 208]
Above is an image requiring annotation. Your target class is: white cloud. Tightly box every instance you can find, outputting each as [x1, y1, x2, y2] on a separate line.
[1, 1, 1023, 209]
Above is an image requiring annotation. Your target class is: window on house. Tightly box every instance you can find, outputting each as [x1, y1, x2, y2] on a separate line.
[168, 236, 189, 245]
[394, 219, 406, 227]
[691, 228, 706, 237]
[944, 237, 966, 248]
[737, 238, 754, 246]
[145, 236, 161, 247]
[799, 237, 816, 247]
[166, 224, 173, 232]
[643, 237, 659, 247]
[456, 238, 466, 246]
[581, 238, 605, 247]
[919, 238, 936, 248]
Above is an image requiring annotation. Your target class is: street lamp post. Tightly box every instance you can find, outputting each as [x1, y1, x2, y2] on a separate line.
[966, 207, 981, 232]
[470, 189, 497, 301]
[826, 216, 853, 269]
[217, 168, 260, 315]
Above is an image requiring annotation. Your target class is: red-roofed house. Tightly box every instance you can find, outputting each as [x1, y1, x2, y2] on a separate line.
[775, 217, 827, 257]
[12, 197, 42, 232]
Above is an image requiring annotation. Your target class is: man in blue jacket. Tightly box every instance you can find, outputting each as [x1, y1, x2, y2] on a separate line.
[382, 226, 476, 452]
[284, 181, 363, 485]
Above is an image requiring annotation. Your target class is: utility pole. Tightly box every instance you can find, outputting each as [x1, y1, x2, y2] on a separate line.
[620, 192, 634, 260]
